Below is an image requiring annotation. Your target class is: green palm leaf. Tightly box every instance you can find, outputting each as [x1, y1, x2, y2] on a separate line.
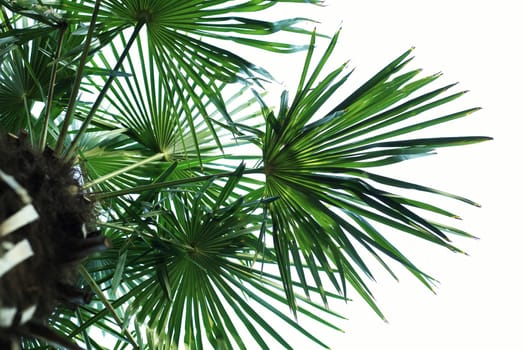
[0, 5, 114, 146]
[82, 32, 237, 158]
[77, 166, 344, 349]
[255, 31, 490, 317]
[59, 0, 321, 135]
[0, 35, 64, 134]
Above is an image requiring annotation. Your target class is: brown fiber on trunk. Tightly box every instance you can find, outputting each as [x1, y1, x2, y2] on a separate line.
[0, 132, 105, 349]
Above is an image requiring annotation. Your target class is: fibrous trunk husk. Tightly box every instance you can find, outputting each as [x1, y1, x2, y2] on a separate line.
[0, 132, 107, 349]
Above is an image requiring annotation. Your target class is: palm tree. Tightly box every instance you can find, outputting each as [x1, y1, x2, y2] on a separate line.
[0, 1, 490, 349]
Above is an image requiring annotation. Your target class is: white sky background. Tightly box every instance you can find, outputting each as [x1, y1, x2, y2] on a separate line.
[244, 1, 524, 349]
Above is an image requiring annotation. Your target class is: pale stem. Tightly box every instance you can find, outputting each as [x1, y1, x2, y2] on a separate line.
[90, 167, 265, 201]
[54, 0, 101, 155]
[79, 266, 139, 349]
[39, 26, 66, 151]
[82, 152, 166, 189]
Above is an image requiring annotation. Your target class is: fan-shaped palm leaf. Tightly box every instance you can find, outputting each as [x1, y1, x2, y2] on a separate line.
[73, 165, 346, 349]
[0, 3, 117, 147]
[74, 75, 263, 208]
[82, 31, 240, 158]
[54, 0, 322, 155]
[255, 31, 490, 317]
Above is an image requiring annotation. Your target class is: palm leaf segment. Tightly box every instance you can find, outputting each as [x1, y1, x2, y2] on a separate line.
[258, 31, 490, 317]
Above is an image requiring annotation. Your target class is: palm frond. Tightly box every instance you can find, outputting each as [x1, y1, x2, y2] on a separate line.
[82, 31, 239, 158]
[255, 31, 490, 317]
[60, 0, 322, 86]
[74, 166, 344, 349]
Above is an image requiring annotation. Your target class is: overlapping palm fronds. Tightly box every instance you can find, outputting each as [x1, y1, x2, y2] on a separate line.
[0, 1, 489, 349]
